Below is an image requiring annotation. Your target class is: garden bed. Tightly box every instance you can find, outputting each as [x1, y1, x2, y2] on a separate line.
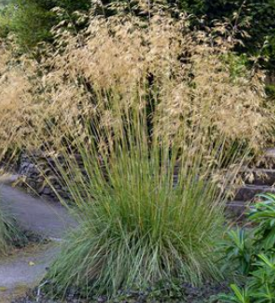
[12, 282, 229, 303]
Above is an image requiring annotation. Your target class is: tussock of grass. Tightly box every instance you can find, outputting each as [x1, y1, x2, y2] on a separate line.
[0, 211, 10, 255]
[46, 121, 227, 296]
[43, 80, 254, 296]
[0, 203, 21, 256]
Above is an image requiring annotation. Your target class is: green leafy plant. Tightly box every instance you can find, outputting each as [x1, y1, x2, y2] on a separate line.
[0, 0, 55, 49]
[221, 194, 275, 302]
[221, 254, 275, 303]
[220, 285, 251, 303]
[266, 85, 275, 99]
[248, 195, 275, 251]
[222, 228, 253, 276]
[0, 0, 91, 51]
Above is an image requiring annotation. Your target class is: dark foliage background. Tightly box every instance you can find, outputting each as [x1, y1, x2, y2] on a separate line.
[0, 0, 274, 75]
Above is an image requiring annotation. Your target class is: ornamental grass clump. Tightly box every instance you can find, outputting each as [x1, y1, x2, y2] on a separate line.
[0, 208, 10, 255]
[46, 103, 228, 297]
[0, 200, 20, 256]
[41, 9, 271, 292]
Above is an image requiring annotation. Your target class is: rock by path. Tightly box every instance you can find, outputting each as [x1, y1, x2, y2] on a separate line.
[0, 177, 77, 302]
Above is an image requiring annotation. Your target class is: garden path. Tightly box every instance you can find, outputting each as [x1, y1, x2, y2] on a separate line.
[0, 181, 76, 240]
[0, 175, 76, 302]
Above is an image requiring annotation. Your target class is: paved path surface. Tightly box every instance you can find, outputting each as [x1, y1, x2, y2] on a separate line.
[0, 244, 59, 303]
[0, 183, 76, 240]
[0, 176, 77, 302]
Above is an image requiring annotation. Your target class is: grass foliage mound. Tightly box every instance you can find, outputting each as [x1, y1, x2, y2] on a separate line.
[0, 202, 20, 256]
[42, 10, 273, 293]
[47, 109, 228, 296]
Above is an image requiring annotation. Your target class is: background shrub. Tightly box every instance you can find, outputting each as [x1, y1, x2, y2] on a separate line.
[0, 0, 55, 49]
[0, 0, 91, 50]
